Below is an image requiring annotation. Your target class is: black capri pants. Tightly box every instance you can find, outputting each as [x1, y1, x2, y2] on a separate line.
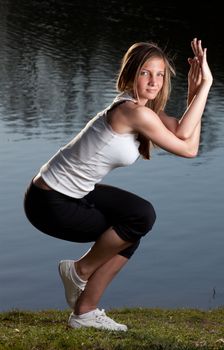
[24, 182, 156, 259]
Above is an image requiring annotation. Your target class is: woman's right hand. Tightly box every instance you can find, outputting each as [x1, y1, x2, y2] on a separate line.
[188, 39, 213, 92]
[196, 42, 213, 86]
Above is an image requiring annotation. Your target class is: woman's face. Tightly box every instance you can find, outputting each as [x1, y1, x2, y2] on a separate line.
[136, 57, 165, 105]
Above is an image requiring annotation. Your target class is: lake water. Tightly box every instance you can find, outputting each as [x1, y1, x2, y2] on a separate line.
[0, 0, 223, 311]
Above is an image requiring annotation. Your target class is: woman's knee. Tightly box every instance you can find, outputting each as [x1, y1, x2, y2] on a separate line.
[113, 199, 156, 242]
[139, 200, 156, 234]
[118, 240, 140, 259]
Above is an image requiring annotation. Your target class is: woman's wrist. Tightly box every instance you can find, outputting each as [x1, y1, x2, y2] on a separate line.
[187, 91, 196, 105]
[201, 78, 213, 88]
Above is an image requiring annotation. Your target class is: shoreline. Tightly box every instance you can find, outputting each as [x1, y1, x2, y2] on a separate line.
[1, 307, 224, 349]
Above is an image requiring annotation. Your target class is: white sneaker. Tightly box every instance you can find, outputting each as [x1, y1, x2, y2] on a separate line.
[58, 260, 85, 309]
[68, 308, 128, 331]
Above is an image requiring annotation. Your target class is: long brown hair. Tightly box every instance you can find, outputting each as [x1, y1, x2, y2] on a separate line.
[116, 42, 175, 159]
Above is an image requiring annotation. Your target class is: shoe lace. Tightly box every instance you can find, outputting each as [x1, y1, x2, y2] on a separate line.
[95, 309, 116, 325]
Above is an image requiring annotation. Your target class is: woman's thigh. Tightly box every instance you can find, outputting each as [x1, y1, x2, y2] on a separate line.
[85, 184, 151, 218]
[24, 182, 110, 243]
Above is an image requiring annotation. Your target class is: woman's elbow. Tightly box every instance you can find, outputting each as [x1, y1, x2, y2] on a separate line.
[187, 150, 198, 158]
[178, 144, 199, 158]
[185, 147, 198, 158]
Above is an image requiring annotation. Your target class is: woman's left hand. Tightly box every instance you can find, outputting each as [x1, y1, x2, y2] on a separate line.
[187, 38, 213, 103]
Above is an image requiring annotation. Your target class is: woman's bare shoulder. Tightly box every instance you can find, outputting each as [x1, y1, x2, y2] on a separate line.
[106, 101, 140, 133]
[120, 101, 155, 119]
[123, 104, 158, 127]
[107, 101, 158, 133]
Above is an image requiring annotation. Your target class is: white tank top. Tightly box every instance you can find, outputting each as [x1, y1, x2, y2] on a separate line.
[40, 92, 140, 198]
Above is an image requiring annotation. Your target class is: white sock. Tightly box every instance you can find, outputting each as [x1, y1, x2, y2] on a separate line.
[70, 261, 87, 290]
[76, 309, 98, 318]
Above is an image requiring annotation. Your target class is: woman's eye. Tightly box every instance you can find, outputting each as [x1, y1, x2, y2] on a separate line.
[140, 71, 149, 76]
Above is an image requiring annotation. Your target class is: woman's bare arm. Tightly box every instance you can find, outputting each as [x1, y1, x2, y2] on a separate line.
[130, 106, 200, 158]
[158, 39, 213, 139]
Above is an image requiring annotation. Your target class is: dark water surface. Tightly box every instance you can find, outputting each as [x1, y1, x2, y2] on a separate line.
[0, 0, 223, 311]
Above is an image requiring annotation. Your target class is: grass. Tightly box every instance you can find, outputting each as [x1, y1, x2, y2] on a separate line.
[0, 307, 224, 350]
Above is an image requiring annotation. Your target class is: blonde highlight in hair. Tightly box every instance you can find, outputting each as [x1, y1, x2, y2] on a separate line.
[116, 42, 175, 159]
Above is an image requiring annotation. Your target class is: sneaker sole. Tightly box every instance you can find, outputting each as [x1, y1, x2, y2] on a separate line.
[68, 320, 127, 331]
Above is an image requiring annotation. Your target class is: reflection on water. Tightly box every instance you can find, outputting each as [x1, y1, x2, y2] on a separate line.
[0, 0, 223, 146]
[0, 0, 223, 311]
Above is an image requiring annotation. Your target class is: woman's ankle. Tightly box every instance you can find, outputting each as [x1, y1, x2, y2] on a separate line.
[74, 302, 96, 315]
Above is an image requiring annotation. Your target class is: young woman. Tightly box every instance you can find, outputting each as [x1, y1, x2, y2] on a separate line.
[24, 38, 213, 331]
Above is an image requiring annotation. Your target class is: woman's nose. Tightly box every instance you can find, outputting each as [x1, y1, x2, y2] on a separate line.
[148, 76, 156, 85]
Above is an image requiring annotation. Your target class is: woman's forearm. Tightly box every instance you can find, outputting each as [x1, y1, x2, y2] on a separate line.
[185, 121, 201, 157]
[176, 80, 212, 140]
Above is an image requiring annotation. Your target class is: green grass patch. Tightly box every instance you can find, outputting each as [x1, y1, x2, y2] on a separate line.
[0, 307, 224, 349]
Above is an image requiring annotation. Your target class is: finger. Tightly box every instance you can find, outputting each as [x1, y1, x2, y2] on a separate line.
[197, 40, 203, 56]
[191, 38, 204, 58]
[195, 38, 200, 56]
[195, 39, 201, 57]
[191, 57, 201, 82]
[192, 57, 198, 77]
[195, 57, 202, 83]
[191, 38, 197, 56]
[189, 57, 196, 78]
[203, 47, 207, 59]
[201, 48, 208, 69]
[194, 58, 201, 80]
